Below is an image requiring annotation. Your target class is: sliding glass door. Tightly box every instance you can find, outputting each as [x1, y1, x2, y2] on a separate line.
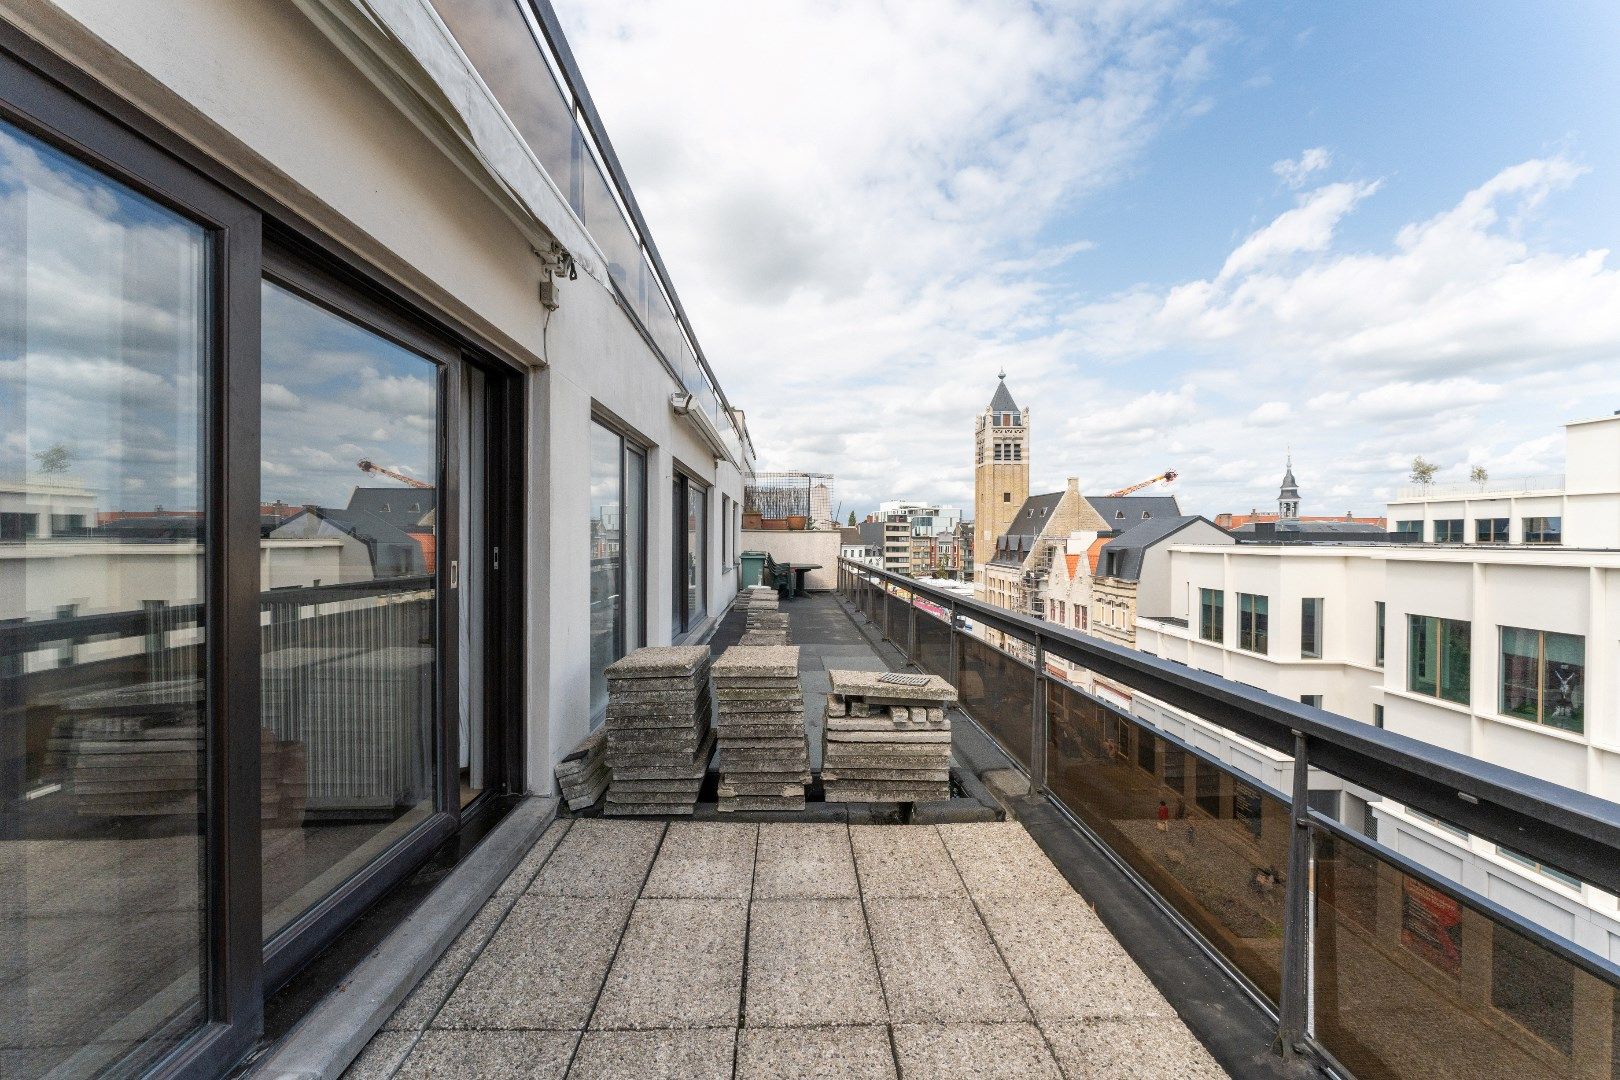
[0, 48, 523, 1075]
[258, 272, 447, 945]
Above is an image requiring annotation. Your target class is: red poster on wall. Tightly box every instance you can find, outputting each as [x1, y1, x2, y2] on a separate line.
[1400, 876, 1462, 977]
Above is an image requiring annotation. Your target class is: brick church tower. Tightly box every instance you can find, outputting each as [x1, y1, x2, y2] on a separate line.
[973, 372, 1030, 585]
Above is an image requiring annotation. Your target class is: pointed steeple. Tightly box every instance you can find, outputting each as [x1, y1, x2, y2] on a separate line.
[988, 373, 1018, 416]
[1277, 448, 1301, 519]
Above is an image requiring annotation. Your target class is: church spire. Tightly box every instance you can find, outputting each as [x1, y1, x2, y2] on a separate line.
[1278, 448, 1301, 519]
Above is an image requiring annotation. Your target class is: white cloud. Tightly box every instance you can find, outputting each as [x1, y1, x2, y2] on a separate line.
[558, 3, 1620, 521]
[1272, 146, 1331, 188]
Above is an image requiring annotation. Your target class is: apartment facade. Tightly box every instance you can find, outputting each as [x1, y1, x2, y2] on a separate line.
[0, 3, 752, 1075]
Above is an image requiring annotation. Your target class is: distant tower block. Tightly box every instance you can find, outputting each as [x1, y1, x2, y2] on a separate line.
[974, 372, 1030, 574]
[1278, 450, 1301, 519]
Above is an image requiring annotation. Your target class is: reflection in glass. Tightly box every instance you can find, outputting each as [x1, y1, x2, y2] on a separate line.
[1315, 826, 1593, 1079]
[1046, 681, 1288, 1002]
[588, 421, 622, 720]
[956, 635, 1034, 771]
[688, 483, 706, 622]
[0, 119, 209, 1074]
[259, 279, 438, 940]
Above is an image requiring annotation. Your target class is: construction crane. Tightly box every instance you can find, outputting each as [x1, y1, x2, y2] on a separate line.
[357, 458, 431, 489]
[1106, 470, 1178, 498]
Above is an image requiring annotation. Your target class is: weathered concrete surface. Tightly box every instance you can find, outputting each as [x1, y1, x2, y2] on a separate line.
[342, 819, 1228, 1080]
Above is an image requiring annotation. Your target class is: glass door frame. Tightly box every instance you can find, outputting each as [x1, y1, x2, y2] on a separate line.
[0, 36, 266, 1079]
[257, 252, 464, 989]
[0, 29, 529, 1076]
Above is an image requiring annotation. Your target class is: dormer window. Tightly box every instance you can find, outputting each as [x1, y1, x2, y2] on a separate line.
[1142, 510, 1150, 519]
[1115, 510, 1125, 520]
[1001, 412, 1011, 425]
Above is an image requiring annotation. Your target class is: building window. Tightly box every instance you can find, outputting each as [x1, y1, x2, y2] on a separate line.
[1433, 518, 1463, 543]
[1394, 520, 1422, 539]
[672, 473, 709, 634]
[588, 422, 646, 720]
[1475, 517, 1508, 543]
[1238, 593, 1269, 653]
[993, 443, 1003, 462]
[1301, 597, 1322, 658]
[0, 511, 39, 540]
[1301, 694, 1323, 708]
[1373, 703, 1384, 728]
[1198, 588, 1223, 643]
[1012, 443, 1022, 461]
[1522, 516, 1562, 545]
[1407, 614, 1471, 705]
[1003, 492, 1011, 502]
[1499, 627, 1584, 733]
[1495, 845, 1582, 891]
[1375, 601, 1386, 668]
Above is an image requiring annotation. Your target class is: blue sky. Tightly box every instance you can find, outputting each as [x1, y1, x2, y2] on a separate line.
[563, 0, 1620, 521]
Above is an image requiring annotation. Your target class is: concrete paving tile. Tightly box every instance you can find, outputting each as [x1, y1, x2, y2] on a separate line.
[434, 897, 633, 1030]
[979, 898, 1170, 1023]
[496, 820, 572, 896]
[865, 899, 1028, 1024]
[394, 1030, 577, 1079]
[744, 899, 886, 1026]
[735, 1026, 897, 1080]
[643, 822, 757, 899]
[342, 1030, 417, 1080]
[752, 823, 858, 899]
[850, 824, 966, 898]
[1044, 1017, 1230, 1079]
[385, 894, 517, 1030]
[590, 899, 747, 1029]
[891, 1023, 1060, 1079]
[567, 1029, 735, 1080]
[936, 822, 1077, 903]
[528, 819, 665, 898]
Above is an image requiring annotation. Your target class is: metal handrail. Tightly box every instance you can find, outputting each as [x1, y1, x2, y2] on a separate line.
[836, 558, 1620, 896]
[0, 575, 434, 653]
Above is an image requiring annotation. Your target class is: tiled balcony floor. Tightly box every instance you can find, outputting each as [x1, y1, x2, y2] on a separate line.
[347, 818, 1228, 1079]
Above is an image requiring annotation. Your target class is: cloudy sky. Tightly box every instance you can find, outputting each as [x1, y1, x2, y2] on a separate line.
[559, 0, 1620, 520]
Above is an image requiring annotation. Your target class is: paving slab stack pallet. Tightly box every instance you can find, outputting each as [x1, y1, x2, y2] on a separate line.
[739, 591, 790, 646]
[601, 646, 715, 816]
[554, 728, 608, 811]
[822, 670, 956, 803]
[711, 645, 809, 812]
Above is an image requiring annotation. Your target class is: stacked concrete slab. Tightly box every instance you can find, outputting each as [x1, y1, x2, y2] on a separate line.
[712, 645, 809, 812]
[601, 646, 714, 816]
[553, 729, 608, 811]
[740, 591, 790, 646]
[822, 670, 956, 803]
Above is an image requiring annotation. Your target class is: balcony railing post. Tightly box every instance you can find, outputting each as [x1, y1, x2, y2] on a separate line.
[1030, 633, 1048, 794]
[947, 600, 960, 686]
[906, 590, 917, 660]
[1275, 729, 1313, 1058]
[881, 581, 892, 642]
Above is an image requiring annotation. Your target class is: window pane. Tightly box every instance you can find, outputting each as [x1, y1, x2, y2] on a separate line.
[0, 119, 209, 1072]
[588, 422, 622, 720]
[625, 446, 645, 651]
[1541, 631, 1583, 733]
[1375, 601, 1386, 667]
[1409, 615, 1437, 696]
[260, 279, 438, 940]
[1439, 619, 1471, 705]
[1302, 597, 1321, 658]
[1499, 626, 1540, 721]
[688, 484, 706, 621]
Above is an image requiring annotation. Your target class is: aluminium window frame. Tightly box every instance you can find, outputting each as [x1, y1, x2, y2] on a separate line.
[0, 29, 533, 1076]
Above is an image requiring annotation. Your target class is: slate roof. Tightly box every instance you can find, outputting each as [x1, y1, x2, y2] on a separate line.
[1236, 519, 1384, 535]
[272, 506, 427, 575]
[988, 377, 1019, 416]
[346, 486, 437, 528]
[1095, 515, 1226, 582]
[987, 492, 1064, 567]
[1084, 494, 1181, 533]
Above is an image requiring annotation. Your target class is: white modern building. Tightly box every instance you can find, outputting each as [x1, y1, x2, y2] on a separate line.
[1130, 413, 1620, 962]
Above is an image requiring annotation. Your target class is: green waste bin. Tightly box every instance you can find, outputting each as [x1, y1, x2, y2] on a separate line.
[740, 551, 769, 588]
